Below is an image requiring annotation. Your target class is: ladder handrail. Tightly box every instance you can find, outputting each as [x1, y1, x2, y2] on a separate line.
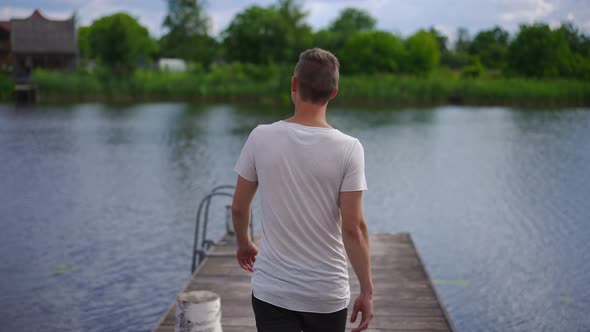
[206, 185, 254, 242]
[191, 185, 254, 273]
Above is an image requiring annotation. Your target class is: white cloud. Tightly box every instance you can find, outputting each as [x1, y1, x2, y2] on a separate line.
[498, 0, 556, 23]
[548, 19, 560, 28]
[209, 8, 237, 36]
[304, 0, 358, 30]
[74, 0, 164, 36]
[433, 24, 456, 46]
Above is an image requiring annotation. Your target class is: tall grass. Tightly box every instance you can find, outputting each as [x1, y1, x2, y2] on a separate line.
[25, 67, 590, 106]
[0, 72, 13, 101]
[31, 65, 291, 103]
[339, 75, 590, 105]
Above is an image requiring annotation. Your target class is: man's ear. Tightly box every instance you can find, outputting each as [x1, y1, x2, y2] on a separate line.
[291, 76, 297, 92]
[329, 87, 339, 100]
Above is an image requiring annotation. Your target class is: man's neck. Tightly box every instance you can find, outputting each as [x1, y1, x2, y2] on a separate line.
[287, 102, 331, 128]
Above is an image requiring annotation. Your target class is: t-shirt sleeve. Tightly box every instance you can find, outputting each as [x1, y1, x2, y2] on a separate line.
[341, 139, 368, 192]
[234, 128, 258, 182]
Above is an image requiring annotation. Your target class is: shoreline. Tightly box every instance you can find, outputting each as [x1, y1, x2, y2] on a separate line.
[22, 94, 590, 108]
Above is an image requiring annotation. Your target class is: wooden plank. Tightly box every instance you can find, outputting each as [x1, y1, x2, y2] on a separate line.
[152, 233, 455, 332]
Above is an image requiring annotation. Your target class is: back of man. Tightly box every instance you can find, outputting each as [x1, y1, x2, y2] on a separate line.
[236, 119, 366, 312]
[232, 48, 373, 332]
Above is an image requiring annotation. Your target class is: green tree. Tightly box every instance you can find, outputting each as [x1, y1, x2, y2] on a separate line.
[163, 0, 209, 35]
[339, 31, 405, 74]
[428, 27, 448, 53]
[160, 0, 218, 66]
[429, 27, 469, 69]
[558, 22, 590, 56]
[444, 52, 472, 69]
[88, 13, 158, 75]
[455, 27, 471, 53]
[77, 26, 91, 60]
[314, 8, 376, 55]
[405, 30, 440, 74]
[469, 26, 509, 70]
[329, 8, 376, 35]
[557, 23, 590, 79]
[223, 0, 312, 64]
[223, 5, 284, 64]
[461, 58, 485, 78]
[313, 29, 340, 53]
[277, 0, 314, 60]
[508, 23, 574, 77]
[443, 27, 472, 70]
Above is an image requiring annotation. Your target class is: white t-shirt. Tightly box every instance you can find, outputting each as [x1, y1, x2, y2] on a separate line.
[234, 119, 368, 313]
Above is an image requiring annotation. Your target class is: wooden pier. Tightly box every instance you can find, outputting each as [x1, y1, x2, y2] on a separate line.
[152, 233, 455, 332]
[14, 84, 37, 103]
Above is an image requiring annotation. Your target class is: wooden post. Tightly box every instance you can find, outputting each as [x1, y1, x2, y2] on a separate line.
[175, 291, 222, 332]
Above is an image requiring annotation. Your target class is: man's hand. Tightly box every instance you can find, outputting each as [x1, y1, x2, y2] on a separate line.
[350, 293, 373, 332]
[236, 242, 259, 272]
[232, 175, 258, 272]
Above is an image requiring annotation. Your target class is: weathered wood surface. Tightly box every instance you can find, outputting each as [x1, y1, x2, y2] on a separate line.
[152, 233, 455, 332]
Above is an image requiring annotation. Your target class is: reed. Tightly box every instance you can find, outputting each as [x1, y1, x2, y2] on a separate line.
[338, 74, 590, 106]
[22, 68, 590, 106]
[0, 72, 13, 101]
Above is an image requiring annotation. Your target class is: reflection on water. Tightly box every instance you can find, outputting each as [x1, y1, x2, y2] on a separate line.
[0, 103, 589, 332]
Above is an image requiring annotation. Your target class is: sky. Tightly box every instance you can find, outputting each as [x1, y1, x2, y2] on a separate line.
[1, 0, 589, 44]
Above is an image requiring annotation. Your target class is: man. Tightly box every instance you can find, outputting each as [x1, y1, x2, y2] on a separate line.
[232, 48, 373, 332]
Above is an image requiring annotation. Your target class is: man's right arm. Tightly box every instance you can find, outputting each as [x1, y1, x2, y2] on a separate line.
[340, 191, 373, 332]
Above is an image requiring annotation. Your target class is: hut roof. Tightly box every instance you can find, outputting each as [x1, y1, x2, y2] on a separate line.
[0, 21, 10, 31]
[11, 10, 76, 54]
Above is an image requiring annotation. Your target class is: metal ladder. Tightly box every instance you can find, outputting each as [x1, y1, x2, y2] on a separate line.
[191, 185, 254, 273]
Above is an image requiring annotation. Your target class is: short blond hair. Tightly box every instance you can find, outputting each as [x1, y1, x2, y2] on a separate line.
[294, 48, 340, 104]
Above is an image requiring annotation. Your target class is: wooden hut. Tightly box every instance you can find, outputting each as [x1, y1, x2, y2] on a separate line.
[0, 20, 10, 69]
[10, 10, 77, 83]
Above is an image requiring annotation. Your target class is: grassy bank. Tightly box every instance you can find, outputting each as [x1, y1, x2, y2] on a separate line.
[340, 75, 590, 106]
[0, 72, 13, 101]
[9, 67, 590, 106]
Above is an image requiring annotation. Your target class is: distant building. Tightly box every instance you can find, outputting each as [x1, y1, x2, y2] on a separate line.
[158, 58, 188, 72]
[0, 20, 10, 69]
[1, 10, 77, 83]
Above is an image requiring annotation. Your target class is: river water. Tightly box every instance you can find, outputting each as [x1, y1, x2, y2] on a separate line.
[0, 103, 589, 332]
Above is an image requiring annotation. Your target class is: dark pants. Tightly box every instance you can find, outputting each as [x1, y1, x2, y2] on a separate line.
[251, 293, 348, 332]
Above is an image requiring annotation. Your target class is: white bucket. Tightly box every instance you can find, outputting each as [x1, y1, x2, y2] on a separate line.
[175, 291, 222, 332]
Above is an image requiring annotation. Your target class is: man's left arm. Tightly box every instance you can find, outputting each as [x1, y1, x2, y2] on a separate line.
[232, 175, 259, 272]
